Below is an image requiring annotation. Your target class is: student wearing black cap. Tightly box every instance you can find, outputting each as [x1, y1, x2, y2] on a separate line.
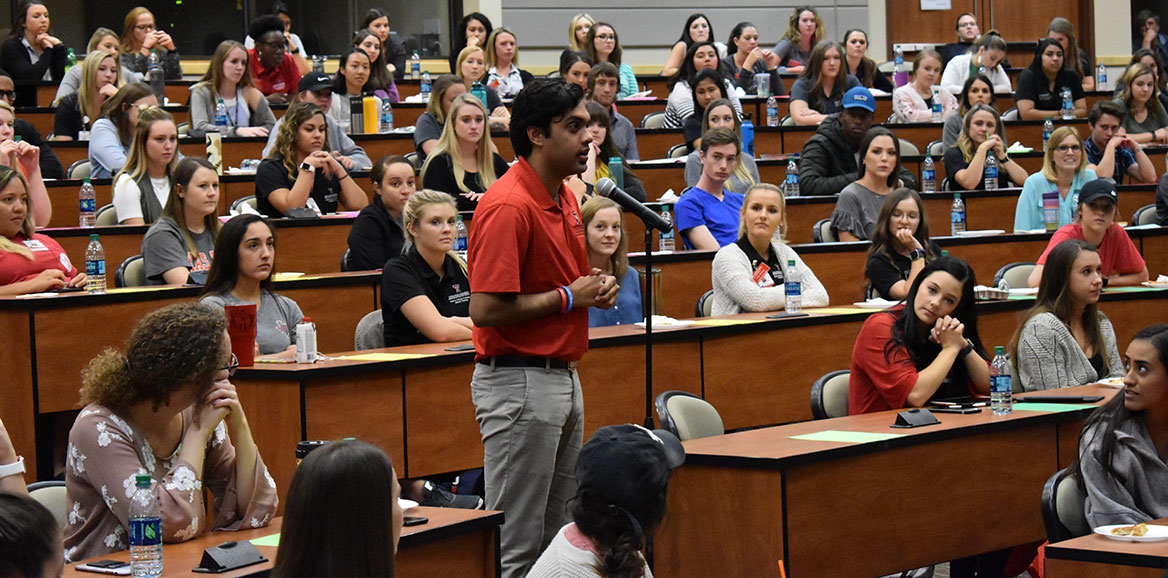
[528, 424, 684, 578]
[261, 71, 372, 170]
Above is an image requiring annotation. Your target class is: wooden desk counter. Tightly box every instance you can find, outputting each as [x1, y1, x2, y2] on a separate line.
[64, 508, 503, 577]
[1046, 517, 1168, 577]
[656, 384, 1116, 578]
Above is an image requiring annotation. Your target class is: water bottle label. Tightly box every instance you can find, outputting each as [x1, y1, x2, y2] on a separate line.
[951, 212, 965, 224]
[80, 198, 96, 212]
[991, 375, 1011, 394]
[985, 168, 997, 179]
[86, 259, 105, 277]
[455, 237, 468, 252]
[786, 174, 797, 185]
[129, 517, 161, 546]
[785, 281, 800, 296]
[922, 169, 935, 181]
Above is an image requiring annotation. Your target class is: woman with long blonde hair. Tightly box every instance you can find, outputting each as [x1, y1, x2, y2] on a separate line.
[52, 50, 120, 140]
[581, 196, 642, 327]
[568, 13, 594, 52]
[189, 40, 275, 138]
[112, 106, 178, 225]
[420, 94, 509, 212]
[1116, 63, 1168, 144]
[773, 6, 825, 73]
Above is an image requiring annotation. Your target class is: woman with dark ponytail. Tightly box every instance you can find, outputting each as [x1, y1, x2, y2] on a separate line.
[528, 424, 684, 578]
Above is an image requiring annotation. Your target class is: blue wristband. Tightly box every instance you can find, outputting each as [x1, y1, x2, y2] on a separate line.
[560, 285, 573, 314]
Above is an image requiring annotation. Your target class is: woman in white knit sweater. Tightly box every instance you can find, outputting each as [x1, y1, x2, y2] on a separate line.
[1011, 239, 1123, 391]
[711, 183, 828, 315]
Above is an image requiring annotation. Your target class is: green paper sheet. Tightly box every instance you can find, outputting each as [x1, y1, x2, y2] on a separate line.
[336, 352, 435, 362]
[790, 429, 907, 443]
[1011, 402, 1096, 413]
[250, 533, 280, 547]
[692, 318, 764, 326]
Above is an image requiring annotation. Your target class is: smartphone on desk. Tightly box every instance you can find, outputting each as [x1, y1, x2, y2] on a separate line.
[444, 344, 475, 352]
[765, 312, 809, 319]
[76, 560, 130, 575]
[403, 515, 428, 526]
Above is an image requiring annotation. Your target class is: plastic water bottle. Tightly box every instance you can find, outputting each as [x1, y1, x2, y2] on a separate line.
[380, 98, 394, 133]
[950, 193, 966, 235]
[1042, 118, 1054, 150]
[78, 178, 96, 227]
[471, 81, 487, 108]
[766, 96, 778, 127]
[1096, 63, 1107, 91]
[312, 55, 325, 73]
[607, 157, 623, 190]
[420, 71, 432, 102]
[65, 48, 76, 70]
[990, 346, 1013, 415]
[1060, 87, 1073, 119]
[454, 215, 468, 254]
[930, 86, 942, 122]
[784, 259, 801, 313]
[659, 205, 675, 252]
[978, 64, 987, 76]
[922, 155, 936, 193]
[85, 234, 106, 293]
[893, 45, 908, 87]
[129, 474, 163, 577]
[785, 158, 799, 197]
[984, 152, 999, 190]
[410, 50, 421, 80]
[741, 115, 754, 156]
[213, 98, 228, 130]
[295, 318, 317, 363]
[147, 52, 164, 103]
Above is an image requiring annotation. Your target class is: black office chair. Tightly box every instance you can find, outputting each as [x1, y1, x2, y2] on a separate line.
[1041, 467, 1091, 543]
[655, 390, 723, 441]
[695, 289, 714, 317]
[810, 369, 850, 419]
[812, 218, 835, 243]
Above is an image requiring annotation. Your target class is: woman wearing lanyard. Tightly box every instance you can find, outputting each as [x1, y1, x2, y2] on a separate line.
[188, 40, 275, 138]
[52, 50, 120, 141]
[1014, 126, 1097, 232]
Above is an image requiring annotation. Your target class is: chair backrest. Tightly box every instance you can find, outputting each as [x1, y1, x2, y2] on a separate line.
[810, 369, 850, 419]
[27, 480, 67, 529]
[1132, 204, 1157, 226]
[340, 248, 352, 272]
[176, 122, 190, 137]
[115, 254, 146, 287]
[695, 289, 714, 317]
[354, 310, 385, 350]
[993, 262, 1035, 290]
[812, 218, 835, 243]
[230, 195, 257, 214]
[404, 151, 420, 170]
[666, 143, 688, 159]
[940, 176, 951, 192]
[1001, 107, 1020, 121]
[780, 114, 795, 127]
[885, 112, 899, 124]
[67, 159, 91, 180]
[926, 139, 945, 157]
[655, 390, 724, 441]
[95, 203, 118, 227]
[641, 111, 666, 129]
[897, 138, 920, 157]
[1041, 467, 1091, 543]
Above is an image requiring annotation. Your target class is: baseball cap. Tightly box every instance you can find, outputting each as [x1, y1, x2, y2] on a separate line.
[1078, 178, 1118, 206]
[298, 72, 332, 93]
[575, 424, 685, 513]
[842, 86, 876, 113]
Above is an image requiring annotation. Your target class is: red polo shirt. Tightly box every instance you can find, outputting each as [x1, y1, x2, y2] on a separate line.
[1037, 223, 1145, 279]
[248, 49, 300, 96]
[468, 156, 590, 362]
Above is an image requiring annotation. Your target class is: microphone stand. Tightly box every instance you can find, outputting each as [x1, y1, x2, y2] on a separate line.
[643, 225, 654, 430]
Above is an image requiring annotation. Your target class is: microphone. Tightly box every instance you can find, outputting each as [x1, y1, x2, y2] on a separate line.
[594, 178, 672, 233]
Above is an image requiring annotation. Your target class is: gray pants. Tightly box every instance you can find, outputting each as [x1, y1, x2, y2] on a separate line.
[470, 363, 584, 578]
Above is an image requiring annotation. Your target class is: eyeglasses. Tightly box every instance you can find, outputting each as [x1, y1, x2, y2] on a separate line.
[595, 34, 615, 41]
[1055, 144, 1081, 153]
[0, 90, 15, 101]
[135, 24, 156, 31]
[221, 353, 239, 377]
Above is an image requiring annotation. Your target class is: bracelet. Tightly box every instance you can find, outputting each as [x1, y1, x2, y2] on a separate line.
[0, 456, 25, 479]
[960, 339, 975, 358]
[556, 287, 567, 312]
[559, 285, 573, 314]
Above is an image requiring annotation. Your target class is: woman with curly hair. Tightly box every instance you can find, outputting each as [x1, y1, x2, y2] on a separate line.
[255, 102, 367, 217]
[63, 302, 277, 562]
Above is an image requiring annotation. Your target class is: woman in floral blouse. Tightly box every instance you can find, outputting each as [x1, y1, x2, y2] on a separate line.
[63, 302, 277, 562]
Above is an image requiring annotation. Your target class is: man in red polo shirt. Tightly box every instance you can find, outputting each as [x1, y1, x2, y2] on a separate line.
[247, 15, 300, 104]
[468, 78, 618, 578]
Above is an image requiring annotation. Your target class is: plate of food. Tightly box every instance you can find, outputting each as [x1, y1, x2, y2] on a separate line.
[1098, 377, 1125, 388]
[1094, 523, 1168, 541]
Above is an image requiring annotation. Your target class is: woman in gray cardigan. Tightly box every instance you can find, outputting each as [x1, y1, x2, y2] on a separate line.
[188, 40, 275, 138]
[1011, 239, 1122, 391]
[1074, 323, 1168, 527]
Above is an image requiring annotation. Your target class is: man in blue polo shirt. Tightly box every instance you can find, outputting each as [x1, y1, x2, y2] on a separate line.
[1083, 100, 1156, 185]
[675, 128, 746, 250]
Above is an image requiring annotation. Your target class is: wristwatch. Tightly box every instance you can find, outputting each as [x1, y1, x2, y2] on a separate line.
[998, 154, 1010, 164]
[909, 248, 926, 261]
[299, 162, 314, 173]
[959, 339, 976, 358]
[0, 456, 25, 479]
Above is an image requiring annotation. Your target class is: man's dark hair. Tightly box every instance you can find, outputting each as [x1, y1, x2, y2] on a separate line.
[1088, 99, 1126, 126]
[1137, 9, 1160, 28]
[699, 127, 740, 154]
[587, 61, 619, 92]
[510, 78, 584, 159]
[249, 14, 285, 43]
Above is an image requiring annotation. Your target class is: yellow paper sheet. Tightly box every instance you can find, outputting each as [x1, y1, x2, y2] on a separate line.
[335, 352, 435, 362]
[691, 318, 765, 326]
[805, 308, 867, 315]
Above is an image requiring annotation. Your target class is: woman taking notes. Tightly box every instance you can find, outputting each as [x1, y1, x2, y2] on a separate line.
[347, 155, 415, 271]
[189, 40, 275, 138]
[1012, 239, 1122, 392]
[255, 102, 368, 218]
[711, 183, 828, 315]
[1015, 126, 1097, 232]
[112, 106, 177, 225]
[63, 302, 277, 561]
[1076, 324, 1168, 526]
[53, 50, 120, 141]
[141, 157, 220, 286]
[420, 94, 509, 212]
[201, 214, 305, 358]
[943, 104, 1027, 191]
[892, 50, 957, 123]
[380, 190, 473, 346]
[582, 196, 642, 327]
[864, 188, 941, 301]
[850, 256, 991, 414]
[830, 127, 902, 241]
